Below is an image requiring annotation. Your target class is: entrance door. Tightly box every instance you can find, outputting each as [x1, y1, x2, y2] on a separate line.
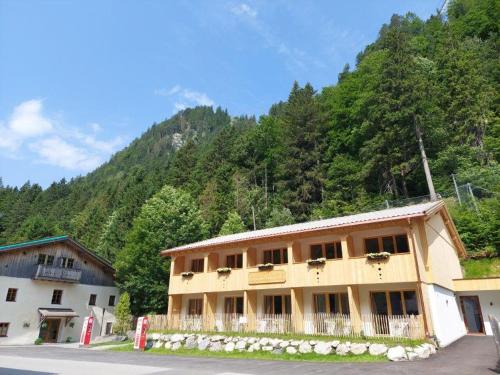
[39, 319, 60, 343]
[371, 292, 389, 334]
[460, 296, 485, 334]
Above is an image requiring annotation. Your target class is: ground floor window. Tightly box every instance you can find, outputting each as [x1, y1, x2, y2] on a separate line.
[105, 322, 113, 335]
[188, 298, 203, 315]
[371, 290, 418, 316]
[313, 293, 350, 315]
[264, 295, 291, 315]
[224, 296, 244, 314]
[0, 323, 9, 337]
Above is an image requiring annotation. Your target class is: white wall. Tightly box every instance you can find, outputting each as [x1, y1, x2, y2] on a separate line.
[426, 283, 466, 347]
[0, 276, 119, 345]
[457, 291, 500, 336]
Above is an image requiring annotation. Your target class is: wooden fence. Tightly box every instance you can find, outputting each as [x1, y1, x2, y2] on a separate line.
[147, 313, 425, 339]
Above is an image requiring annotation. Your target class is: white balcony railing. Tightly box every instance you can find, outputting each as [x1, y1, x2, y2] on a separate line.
[34, 264, 82, 283]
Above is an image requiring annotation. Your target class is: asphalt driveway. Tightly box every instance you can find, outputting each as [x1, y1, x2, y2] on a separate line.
[0, 335, 497, 375]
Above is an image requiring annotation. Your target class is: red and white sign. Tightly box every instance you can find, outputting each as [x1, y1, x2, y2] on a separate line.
[134, 316, 149, 350]
[79, 316, 94, 346]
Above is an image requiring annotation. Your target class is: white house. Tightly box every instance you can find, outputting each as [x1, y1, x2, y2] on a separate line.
[0, 236, 120, 345]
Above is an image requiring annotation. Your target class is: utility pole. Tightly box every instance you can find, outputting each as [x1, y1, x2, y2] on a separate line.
[452, 174, 461, 205]
[415, 122, 437, 201]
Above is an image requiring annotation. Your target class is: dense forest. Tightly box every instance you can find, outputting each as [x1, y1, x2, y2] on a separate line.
[0, 0, 498, 314]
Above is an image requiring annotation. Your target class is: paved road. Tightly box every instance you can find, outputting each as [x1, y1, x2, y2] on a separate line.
[0, 336, 498, 375]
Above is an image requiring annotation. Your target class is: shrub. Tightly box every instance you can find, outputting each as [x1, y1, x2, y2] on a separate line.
[34, 337, 43, 345]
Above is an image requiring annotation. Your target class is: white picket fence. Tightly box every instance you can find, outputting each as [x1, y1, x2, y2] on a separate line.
[148, 313, 425, 339]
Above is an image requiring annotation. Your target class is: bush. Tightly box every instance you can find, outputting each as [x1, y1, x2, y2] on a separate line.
[34, 337, 43, 345]
[114, 292, 132, 335]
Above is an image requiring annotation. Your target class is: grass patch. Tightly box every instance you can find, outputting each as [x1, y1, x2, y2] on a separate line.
[89, 339, 132, 347]
[110, 343, 385, 362]
[147, 330, 427, 347]
[462, 258, 500, 278]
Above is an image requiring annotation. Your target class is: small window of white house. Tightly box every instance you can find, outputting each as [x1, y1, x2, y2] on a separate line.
[89, 294, 97, 306]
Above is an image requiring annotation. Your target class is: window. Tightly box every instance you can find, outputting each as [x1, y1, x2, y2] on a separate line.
[263, 248, 288, 265]
[89, 294, 97, 306]
[37, 254, 47, 265]
[46, 255, 54, 265]
[0, 323, 9, 337]
[263, 295, 291, 315]
[108, 295, 116, 306]
[224, 296, 244, 314]
[310, 242, 343, 260]
[105, 322, 113, 335]
[313, 293, 350, 315]
[226, 254, 243, 269]
[371, 290, 418, 316]
[364, 234, 410, 254]
[60, 257, 75, 269]
[51, 289, 63, 305]
[191, 259, 204, 273]
[188, 298, 203, 315]
[6, 288, 17, 302]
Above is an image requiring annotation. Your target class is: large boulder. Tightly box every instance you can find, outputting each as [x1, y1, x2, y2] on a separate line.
[414, 345, 430, 359]
[209, 341, 223, 352]
[224, 342, 236, 352]
[154, 340, 163, 349]
[421, 343, 436, 354]
[286, 346, 297, 354]
[279, 341, 290, 348]
[299, 342, 312, 354]
[272, 348, 284, 355]
[262, 345, 274, 352]
[407, 351, 419, 361]
[235, 340, 247, 351]
[350, 343, 367, 355]
[387, 346, 407, 361]
[331, 340, 340, 348]
[198, 338, 210, 351]
[164, 342, 172, 350]
[170, 334, 184, 343]
[259, 338, 269, 346]
[336, 343, 349, 355]
[314, 341, 332, 355]
[210, 335, 225, 342]
[369, 343, 388, 356]
[171, 342, 182, 351]
[151, 333, 161, 341]
[184, 336, 197, 349]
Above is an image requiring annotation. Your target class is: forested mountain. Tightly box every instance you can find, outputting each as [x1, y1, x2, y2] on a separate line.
[0, 0, 498, 313]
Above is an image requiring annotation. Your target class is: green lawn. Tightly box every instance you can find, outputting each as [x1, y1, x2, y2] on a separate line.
[110, 343, 386, 362]
[462, 258, 500, 278]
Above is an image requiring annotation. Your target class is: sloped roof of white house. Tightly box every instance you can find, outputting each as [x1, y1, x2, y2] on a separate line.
[161, 200, 446, 255]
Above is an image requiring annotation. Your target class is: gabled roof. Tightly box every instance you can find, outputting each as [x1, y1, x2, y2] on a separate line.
[0, 235, 114, 270]
[162, 200, 448, 255]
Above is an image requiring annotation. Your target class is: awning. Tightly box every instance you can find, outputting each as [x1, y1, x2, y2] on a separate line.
[38, 308, 79, 318]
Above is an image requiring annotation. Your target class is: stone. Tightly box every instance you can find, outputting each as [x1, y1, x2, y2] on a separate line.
[279, 341, 290, 348]
[224, 342, 235, 352]
[259, 338, 269, 346]
[248, 337, 257, 344]
[407, 351, 419, 361]
[170, 334, 184, 343]
[387, 346, 407, 361]
[164, 342, 172, 350]
[331, 340, 340, 348]
[161, 334, 171, 341]
[262, 345, 274, 352]
[286, 346, 297, 355]
[171, 342, 182, 351]
[211, 335, 224, 342]
[405, 346, 414, 352]
[154, 340, 163, 349]
[235, 340, 247, 351]
[272, 348, 284, 355]
[309, 340, 317, 346]
[314, 341, 332, 355]
[350, 343, 367, 355]
[369, 343, 388, 356]
[270, 339, 280, 347]
[422, 343, 436, 354]
[151, 333, 161, 341]
[299, 342, 312, 354]
[414, 345, 430, 359]
[247, 346, 255, 353]
[198, 339, 210, 351]
[336, 343, 349, 356]
[290, 340, 301, 346]
[209, 341, 223, 352]
[184, 336, 197, 349]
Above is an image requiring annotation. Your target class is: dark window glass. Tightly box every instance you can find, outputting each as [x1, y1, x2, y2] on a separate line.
[282, 249, 288, 264]
[284, 295, 291, 314]
[108, 295, 115, 306]
[226, 255, 235, 268]
[315, 294, 327, 313]
[0, 323, 9, 337]
[340, 293, 350, 315]
[311, 245, 323, 260]
[224, 297, 234, 314]
[191, 259, 204, 272]
[382, 237, 395, 253]
[365, 238, 379, 253]
[273, 249, 281, 264]
[274, 296, 283, 314]
[188, 299, 202, 315]
[51, 289, 63, 305]
[395, 235, 410, 253]
[89, 294, 97, 306]
[263, 251, 272, 264]
[372, 292, 388, 315]
[390, 292, 403, 315]
[336, 242, 343, 258]
[264, 296, 273, 314]
[6, 288, 17, 302]
[46, 255, 54, 265]
[37, 254, 46, 265]
[236, 254, 243, 268]
[67, 258, 74, 269]
[325, 243, 335, 259]
[236, 297, 244, 314]
[328, 294, 338, 314]
[105, 322, 113, 335]
[404, 291, 418, 315]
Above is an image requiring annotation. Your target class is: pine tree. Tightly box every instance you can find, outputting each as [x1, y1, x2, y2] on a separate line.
[114, 292, 132, 334]
[219, 211, 246, 235]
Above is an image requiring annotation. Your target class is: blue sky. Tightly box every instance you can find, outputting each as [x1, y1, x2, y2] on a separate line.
[0, 0, 444, 188]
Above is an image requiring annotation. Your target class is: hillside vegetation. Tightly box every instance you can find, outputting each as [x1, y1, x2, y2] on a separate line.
[0, 0, 498, 314]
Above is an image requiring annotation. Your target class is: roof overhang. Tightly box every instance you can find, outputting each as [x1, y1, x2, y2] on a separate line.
[453, 277, 500, 292]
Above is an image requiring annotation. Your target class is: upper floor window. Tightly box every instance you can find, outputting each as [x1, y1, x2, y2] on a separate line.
[224, 296, 244, 314]
[226, 254, 243, 269]
[187, 298, 203, 315]
[6, 288, 17, 302]
[0, 323, 9, 337]
[364, 234, 410, 254]
[37, 254, 54, 266]
[51, 289, 63, 305]
[108, 295, 116, 306]
[263, 248, 288, 265]
[60, 257, 74, 269]
[310, 242, 343, 260]
[314, 293, 350, 315]
[264, 295, 291, 315]
[191, 259, 204, 273]
[89, 294, 97, 306]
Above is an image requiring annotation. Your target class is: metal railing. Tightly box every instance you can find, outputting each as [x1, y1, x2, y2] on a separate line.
[34, 264, 82, 283]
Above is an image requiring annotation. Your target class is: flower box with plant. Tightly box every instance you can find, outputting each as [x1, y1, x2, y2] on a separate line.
[257, 263, 274, 271]
[367, 252, 391, 260]
[181, 271, 194, 278]
[307, 257, 326, 266]
[216, 267, 231, 274]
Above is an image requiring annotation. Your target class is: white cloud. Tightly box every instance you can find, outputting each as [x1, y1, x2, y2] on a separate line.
[0, 99, 125, 172]
[231, 3, 257, 18]
[155, 85, 215, 113]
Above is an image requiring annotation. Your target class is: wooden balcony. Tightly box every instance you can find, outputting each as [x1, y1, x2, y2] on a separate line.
[33, 264, 82, 283]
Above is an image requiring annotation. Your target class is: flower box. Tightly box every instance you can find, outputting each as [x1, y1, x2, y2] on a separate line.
[216, 267, 232, 274]
[181, 271, 194, 278]
[257, 263, 274, 271]
[367, 252, 391, 260]
[307, 257, 326, 266]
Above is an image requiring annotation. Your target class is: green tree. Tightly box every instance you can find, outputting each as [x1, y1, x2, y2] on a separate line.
[219, 211, 246, 236]
[265, 207, 295, 228]
[113, 292, 132, 334]
[114, 185, 208, 315]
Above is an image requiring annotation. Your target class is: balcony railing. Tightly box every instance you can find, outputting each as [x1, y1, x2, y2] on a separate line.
[34, 264, 82, 283]
[148, 313, 425, 339]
